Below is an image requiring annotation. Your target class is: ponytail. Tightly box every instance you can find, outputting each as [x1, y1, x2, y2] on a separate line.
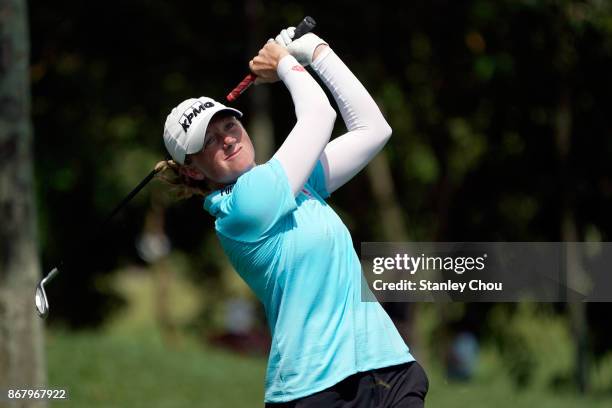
[154, 159, 212, 199]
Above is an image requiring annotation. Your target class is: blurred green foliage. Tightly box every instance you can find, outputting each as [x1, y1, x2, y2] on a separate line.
[489, 303, 574, 389]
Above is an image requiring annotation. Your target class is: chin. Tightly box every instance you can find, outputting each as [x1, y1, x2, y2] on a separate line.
[235, 160, 254, 177]
[217, 162, 252, 184]
[236, 152, 255, 170]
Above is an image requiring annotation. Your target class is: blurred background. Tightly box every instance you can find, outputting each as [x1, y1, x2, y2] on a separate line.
[1, 0, 612, 406]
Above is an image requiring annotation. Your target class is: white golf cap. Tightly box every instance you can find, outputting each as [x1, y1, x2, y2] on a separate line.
[163, 97, 243, 164]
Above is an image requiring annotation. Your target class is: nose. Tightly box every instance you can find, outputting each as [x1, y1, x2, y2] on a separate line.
[223, 133, 237, 149]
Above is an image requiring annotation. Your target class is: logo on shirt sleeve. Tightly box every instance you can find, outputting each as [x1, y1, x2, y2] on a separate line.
[301, 188, 313, 199]
[221, 184, 235, 196]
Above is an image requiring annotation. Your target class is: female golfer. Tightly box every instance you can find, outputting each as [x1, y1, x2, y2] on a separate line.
[159, 29, 428, 407]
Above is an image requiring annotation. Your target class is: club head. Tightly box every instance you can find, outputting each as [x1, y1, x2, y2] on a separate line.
[35, 267, 59, 319]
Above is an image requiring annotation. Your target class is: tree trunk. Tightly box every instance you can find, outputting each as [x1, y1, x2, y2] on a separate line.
[0, 0, 47, 406]
[366, 152, 422, 360]
[556, 89, 589, 393]
[366, 153, 409, 240]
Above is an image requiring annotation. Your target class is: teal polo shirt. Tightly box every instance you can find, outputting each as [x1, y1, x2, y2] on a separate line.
[204, 158, 413, 403]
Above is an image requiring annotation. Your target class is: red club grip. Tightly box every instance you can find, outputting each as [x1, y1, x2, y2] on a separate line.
[226, 73, 256, 102]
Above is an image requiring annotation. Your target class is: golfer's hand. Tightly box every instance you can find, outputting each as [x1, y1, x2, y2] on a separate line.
[249, 42, 289, 84]
[274, 28, 328, 66]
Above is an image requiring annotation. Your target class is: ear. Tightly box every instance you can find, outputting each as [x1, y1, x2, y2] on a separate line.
[179, 165, 206, 181]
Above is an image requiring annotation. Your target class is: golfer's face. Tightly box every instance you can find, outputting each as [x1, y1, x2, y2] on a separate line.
[190, 114, 255, 184]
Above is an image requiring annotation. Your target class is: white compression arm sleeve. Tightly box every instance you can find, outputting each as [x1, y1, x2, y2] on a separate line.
[272, 55, 337, 196]
[311, 48, 392, 194]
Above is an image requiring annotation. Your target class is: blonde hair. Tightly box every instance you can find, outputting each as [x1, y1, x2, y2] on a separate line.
[154, 159, 212, 199]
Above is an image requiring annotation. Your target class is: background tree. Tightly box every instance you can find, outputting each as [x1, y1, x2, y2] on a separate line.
[0, 0, 47, 404]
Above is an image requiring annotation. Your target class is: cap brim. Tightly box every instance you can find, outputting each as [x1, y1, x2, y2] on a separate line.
[185, 107, 243, 157]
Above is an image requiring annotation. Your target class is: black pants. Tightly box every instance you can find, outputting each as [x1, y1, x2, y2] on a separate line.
[265, 361, 429, 408]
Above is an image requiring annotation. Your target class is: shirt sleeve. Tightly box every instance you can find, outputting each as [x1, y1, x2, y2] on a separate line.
[215, 158, 297, 242]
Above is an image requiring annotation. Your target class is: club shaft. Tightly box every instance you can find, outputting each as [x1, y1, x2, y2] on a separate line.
[53, 167, 161, 275]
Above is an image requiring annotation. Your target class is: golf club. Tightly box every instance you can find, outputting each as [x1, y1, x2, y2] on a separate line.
[34, 164, 164, 318]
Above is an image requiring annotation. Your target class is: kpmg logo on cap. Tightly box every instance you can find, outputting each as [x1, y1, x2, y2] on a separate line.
[179, 100, 215, 132]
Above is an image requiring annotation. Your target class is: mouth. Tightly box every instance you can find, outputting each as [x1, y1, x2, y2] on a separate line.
[225, 146, 242, 161]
